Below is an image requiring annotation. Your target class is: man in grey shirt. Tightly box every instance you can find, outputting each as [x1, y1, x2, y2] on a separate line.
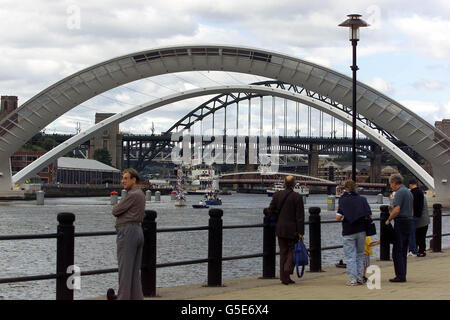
[386, 173, 413, 282]
[107, 168, 145, 300]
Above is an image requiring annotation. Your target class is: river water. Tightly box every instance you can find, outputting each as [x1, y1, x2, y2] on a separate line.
[0, 193, 448, 300]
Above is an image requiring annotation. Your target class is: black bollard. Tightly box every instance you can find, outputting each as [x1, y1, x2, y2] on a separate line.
[56, 212, 75, 300]
[432, 203, 442, 252]
[309, 207, 322, 272]
[262, 208, 276, 278]
[379, 205, 391, 261]
[141, 210, 157, 297]
[207, 208, 223, 286]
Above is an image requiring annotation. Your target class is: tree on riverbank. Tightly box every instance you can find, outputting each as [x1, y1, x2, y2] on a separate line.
[93, 148, 112, 166]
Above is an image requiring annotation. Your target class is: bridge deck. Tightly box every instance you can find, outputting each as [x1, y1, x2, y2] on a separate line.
[93, 248, 450, 300]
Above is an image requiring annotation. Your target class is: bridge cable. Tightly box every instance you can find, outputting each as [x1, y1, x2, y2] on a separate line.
[143, 78, 180, 93]
[225, 72, 246, 84]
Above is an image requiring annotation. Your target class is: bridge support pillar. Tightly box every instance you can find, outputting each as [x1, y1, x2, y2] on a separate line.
[0, 159, 13, 192]
[308, 144, 319, 177]
[369, 145, 382, 183]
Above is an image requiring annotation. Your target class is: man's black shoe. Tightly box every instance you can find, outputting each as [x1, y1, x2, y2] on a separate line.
[389, 277, 406, 283]
[107, 288, 118, 300]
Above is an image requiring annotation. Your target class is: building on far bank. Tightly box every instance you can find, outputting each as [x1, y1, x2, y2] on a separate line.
[88, 113, 123, 170]
[317, 159, 399, 185]
[11, 150, 56, 184]
[56, 157, 121, 185]
[0, 95, 18, 121]
[435, 119, 450, 137]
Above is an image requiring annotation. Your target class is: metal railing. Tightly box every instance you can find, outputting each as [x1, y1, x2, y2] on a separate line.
[0, 204, 448, 299]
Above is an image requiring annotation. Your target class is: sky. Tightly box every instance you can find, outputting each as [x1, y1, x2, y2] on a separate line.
[1, 0, 450, 137]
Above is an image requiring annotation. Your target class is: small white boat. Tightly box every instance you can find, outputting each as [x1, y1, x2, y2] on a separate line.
[267, 182, 284, 197]
[192, 200, 209, 209]
[267, 182, 309, 197]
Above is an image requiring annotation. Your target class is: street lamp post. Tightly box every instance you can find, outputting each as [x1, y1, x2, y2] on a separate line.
[339, 14, 369, 182]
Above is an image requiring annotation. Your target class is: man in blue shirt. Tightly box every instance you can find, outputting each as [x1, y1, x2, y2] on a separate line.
[386, 173, 413, 282]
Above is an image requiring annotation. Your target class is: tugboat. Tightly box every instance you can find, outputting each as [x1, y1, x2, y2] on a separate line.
[186, 165, 221, 195]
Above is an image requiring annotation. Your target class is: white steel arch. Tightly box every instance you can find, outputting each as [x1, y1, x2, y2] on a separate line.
[0, 45, 448, 198]
[12, 85, 435, 190]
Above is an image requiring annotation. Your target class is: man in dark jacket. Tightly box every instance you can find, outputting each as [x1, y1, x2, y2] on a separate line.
[268, 176, 305, 285]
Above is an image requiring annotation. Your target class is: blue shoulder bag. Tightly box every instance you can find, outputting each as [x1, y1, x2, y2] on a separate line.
[293, 240, 309, 278]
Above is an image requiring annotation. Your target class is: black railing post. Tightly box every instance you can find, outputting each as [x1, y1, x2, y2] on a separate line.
[432, 203, 442, 252]
[309, 207, 322, 272]
[262, 208, 276, 278]
[379, 205, 391, 261]
[207, 208, 223, 286]
[141, 210, 157, 297]
[56, 212, 75, 300]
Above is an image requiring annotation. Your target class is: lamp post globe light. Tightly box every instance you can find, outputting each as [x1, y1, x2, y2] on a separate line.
[339, 14, 369, 182]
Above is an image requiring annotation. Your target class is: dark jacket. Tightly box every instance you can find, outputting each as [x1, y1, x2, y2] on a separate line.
[269, 188, 305, 239]
[410, 187, 424, 218]
[337, 191, 371, 236]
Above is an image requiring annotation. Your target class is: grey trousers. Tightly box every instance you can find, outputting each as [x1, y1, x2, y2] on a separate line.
[116, 224, 144, 300]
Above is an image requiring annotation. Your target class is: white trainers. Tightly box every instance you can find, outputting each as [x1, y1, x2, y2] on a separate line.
[407, 252, 415, 257]
[346, 280, 359, 286]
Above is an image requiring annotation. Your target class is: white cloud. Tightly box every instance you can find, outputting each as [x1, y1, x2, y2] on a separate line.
[401, 100, 440, 114]
[412, 80, 447, 90]
[368, 77, 395, 95]
[400, 100, 450, 125]
[394, 14, 450, 60]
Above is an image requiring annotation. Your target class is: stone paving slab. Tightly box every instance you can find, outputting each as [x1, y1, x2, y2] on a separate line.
[190, 250, 450, 300]
[93, 249, 450, 300]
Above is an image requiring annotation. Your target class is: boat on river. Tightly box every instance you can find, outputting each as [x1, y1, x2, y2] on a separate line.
[186, 165, 221, 195]
[267, 182, 310, 197]
[204, 191, 222, 205]
[192, 200, 209, 209]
